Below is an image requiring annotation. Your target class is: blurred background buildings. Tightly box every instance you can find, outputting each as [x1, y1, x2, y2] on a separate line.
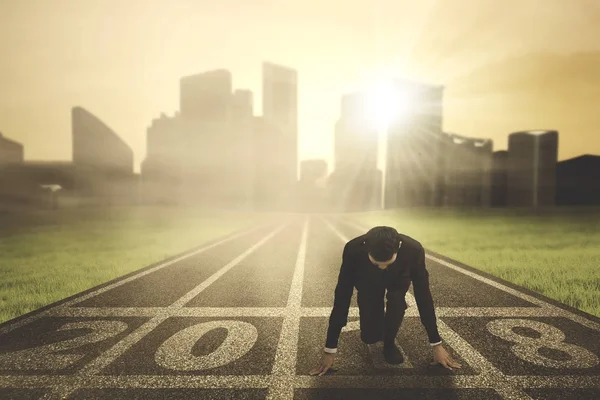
[1, 63, 598, 211]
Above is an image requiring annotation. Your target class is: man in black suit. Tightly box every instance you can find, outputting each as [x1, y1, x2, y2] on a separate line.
[310, 226, 461, 375]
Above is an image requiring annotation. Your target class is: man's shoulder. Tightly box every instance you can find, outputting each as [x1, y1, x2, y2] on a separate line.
[398, 233, 423, 249]
[398, 233, 424, 257]
[344, 234, 368, 254]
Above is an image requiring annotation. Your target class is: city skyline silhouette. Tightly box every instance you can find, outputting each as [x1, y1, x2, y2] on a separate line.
[2, 0, 600, 173]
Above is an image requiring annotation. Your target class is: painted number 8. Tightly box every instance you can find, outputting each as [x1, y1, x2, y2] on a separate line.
[486, 318, 599, 369]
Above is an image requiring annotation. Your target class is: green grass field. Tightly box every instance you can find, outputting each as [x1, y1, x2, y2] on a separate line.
[1, 206, 598, 324]
[0, 206, 267, 324]
[350, 206, 600, 318]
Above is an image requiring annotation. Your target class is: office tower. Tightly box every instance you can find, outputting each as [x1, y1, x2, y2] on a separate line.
[72, 107, 134, 174]
[556, 154, 600, 206]
[385, 79, 444, 208]
[491, 150, 509, 207]
[72, 107, 135, 202]
[232, 89, 254, 120]
[329, 91, 381, 211]
[507, 130, 558, 207]
[443, 134, 493, 207]
[179, 70, 233, 122]
[298, 159, 328, 212]
[0, 132, 24, 164]
[142, 113, 184, 204]
[257, 62, 298, 210]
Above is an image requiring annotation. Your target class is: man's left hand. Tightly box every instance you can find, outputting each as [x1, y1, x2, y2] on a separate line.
[430, 344, 462, 370]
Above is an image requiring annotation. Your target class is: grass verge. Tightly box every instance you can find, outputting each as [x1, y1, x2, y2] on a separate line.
[0, 206, 267, 323]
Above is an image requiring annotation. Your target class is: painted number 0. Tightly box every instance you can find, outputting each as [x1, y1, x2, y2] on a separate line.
[486, 318, 599, 368]
[155, 320, 258, 370]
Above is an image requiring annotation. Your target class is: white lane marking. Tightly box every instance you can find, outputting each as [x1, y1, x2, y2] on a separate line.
[41, 221, 292, 399]
[0, 219, 281, 336]
[1, 374, 599, 390]
[50, 307, 288, 318]
[436, 318, 534, 399]
[46, 306, 569, 319]
[321, 216, 534, 400]
[337, 217, 600, 332]
[267, 215, 309, 400]
[171, 223, 289, 307]
[299, 307, 566, 318]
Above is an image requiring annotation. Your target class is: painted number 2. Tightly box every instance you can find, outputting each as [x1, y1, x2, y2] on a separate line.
[0, 321, 129, 370]
[487, 318, 599, 368]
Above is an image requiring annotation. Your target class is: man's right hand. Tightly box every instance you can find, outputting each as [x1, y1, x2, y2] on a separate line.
[309, 352, 335, 376]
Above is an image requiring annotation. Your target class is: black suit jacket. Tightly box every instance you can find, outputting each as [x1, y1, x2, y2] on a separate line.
[324, 232, 442, 349]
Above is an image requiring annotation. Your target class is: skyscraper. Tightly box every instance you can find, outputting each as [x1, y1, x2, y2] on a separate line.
[180, 70, 233, 121]
[72, 107, 134, 175]
[443, 134, 493, 207]
[385, 79, 444, 208]
[71, 107, 136, 202]
[258, 62, 298, 210]
[507, 130, 558, 207]
[491, 150, 509, 207]
[328, 91, 381, 211]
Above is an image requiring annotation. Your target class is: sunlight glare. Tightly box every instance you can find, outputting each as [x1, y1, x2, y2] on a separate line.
[367, 79, 411, 131]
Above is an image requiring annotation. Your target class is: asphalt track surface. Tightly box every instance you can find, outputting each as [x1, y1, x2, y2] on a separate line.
[0, 214, 599, 400]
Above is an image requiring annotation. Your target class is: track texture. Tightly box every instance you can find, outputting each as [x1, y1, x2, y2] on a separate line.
[0, 214, 598, 400]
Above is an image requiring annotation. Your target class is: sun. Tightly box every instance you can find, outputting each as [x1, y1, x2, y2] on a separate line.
[366, 78, 412, 131]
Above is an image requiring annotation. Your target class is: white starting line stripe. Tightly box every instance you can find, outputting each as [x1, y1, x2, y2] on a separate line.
[0, 219, 281, 337]
[46, 306, 568, 319]
[41, 221, 292, 400]
[1, 374, 598, 390]
[336, 217, 600, 333]
[321, 216, 535, 400]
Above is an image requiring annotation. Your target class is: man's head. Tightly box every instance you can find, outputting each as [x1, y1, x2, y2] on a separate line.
[365, 226, 401, 269]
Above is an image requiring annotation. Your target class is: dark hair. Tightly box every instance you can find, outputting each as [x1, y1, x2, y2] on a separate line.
[365, 226, 400, 262]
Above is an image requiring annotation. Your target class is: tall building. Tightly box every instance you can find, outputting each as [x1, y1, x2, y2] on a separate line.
[0, 132, 24, 164]
[142, 113, 184, 204]
[507, 130, 558, 207]
[298, 159, 328, 212]
[328, 91, 381, 211]
[72, 107, 134, 174]
[443, 134, 493, 207]
[232, 89, 254, 120]
[72, 107, 136, 202]
[385, 79, 444, 208]
[257, 62, 298, 210]
[144, 71, 255, 208]
[253, 116, 288, 210]
[180, 70, 233, 121]
[491, 150, 509, 207]
[556, 154, 600, 206]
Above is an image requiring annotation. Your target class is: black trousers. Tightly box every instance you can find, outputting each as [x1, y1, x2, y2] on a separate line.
[357, 286, 407, 346]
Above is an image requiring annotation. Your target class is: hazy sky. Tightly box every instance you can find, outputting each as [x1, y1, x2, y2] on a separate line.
[2, 0, 600, 173]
